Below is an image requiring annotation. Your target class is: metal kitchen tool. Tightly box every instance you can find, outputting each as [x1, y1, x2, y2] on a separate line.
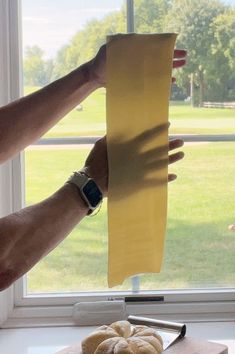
[128, 315, 186, 350]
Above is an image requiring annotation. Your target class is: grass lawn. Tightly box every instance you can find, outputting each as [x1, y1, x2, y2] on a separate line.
[25, 143, 235, 293]
[23, 85, 235, 293]
[24, 86, 235, 137]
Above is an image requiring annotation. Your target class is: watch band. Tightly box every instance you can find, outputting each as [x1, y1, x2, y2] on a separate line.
[67, 171, 89, 189]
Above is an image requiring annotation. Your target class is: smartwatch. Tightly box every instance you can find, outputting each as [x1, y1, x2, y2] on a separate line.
[67, 172, 103, 214]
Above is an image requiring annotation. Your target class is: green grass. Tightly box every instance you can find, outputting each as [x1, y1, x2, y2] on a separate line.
[25, 143, 235, 293]
[23, 85, 235, 292]
[24, 86, 235, 136]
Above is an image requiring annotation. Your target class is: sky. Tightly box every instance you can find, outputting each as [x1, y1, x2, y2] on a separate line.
[22, 0, 124, 58]
[22, 0, 235, 59]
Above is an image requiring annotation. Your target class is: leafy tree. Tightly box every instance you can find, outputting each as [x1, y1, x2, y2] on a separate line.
[52, 10, 125, 80]
[212, 9, 235, 70]
[52, 0, 171, 80]
[51, 0, 234, 104]
[208, 9, 235, 100]
[135, 0, 171, 32]
[166, 0, 226, 105]
[44, 59, 54, 84]
[24, 46, 54, 86]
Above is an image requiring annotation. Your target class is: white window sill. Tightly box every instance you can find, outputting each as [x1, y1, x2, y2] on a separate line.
[0, 322, 234, 354]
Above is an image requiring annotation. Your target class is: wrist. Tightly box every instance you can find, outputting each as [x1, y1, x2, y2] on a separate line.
[63, 183, 89, 214]
[85, 60, 103, 90]
[71, 61, 99, 97]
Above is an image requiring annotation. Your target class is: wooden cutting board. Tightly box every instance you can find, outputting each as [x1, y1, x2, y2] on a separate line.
[55, 337, 228, 354]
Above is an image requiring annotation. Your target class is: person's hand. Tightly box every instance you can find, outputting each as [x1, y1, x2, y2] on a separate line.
[172, 49, 187, 83]
[82, 126, 184, 199]
[173, 50, 187, 68]
[88, 45, 106, 88]
[88, 45, 186, 88]
[82, 136, 108, 196]
[106, 124, 184, 201]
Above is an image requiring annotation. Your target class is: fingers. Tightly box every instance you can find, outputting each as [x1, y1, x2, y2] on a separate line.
[146, 149, 184, 170]
[140, 139, 184, 164]
[172, 49, 187, 77]
[169, 151, 184, 164]
[169, 138, 184, 151]
[141, 136, 184, 183]
[142, 139, 183, 160]
[174, 49, 187, 58]
[146, 158, 168, 170]
[143, 176, 165, 187]
[95, 44, 106, 58]
[96, 135, 106, 143]
[141, 144, 168, 161]
[134, 123, 168, 145]
[173, 59, 186, 68]
[143, 174, 177, 186]
[173, 49, 187, 70]
[168, 174, 177, 182]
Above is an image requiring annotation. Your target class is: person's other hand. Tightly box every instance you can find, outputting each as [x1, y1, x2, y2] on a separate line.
[82, 127, 184, 199]
[89, 46, 186, 87]
[82, 136, 108, 196]
[173, 49, 187, 68]
[172, 49, 187, 83]
[88, 45, 106, 88]
[107, 124, 184, 201]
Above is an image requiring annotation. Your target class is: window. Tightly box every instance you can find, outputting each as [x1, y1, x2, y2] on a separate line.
[0, 0, 234, 327]
[22, 0, 131, 294]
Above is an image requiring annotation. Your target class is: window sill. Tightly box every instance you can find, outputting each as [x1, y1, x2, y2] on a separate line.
[0, 321, 234, 354]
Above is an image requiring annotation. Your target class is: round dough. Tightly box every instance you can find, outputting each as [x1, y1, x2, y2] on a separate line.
[82, 320, 163, 354]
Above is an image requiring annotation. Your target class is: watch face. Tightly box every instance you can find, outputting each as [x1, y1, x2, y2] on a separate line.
[83, 180, 102, 208]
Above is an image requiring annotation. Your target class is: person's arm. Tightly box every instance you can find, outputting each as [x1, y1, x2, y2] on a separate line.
[0, 46, 106, 164]
[0, 137, 108, 291]
[0, 47, 186, 165]
[0, 136, 184, 291]
[0, 183, 88, 291]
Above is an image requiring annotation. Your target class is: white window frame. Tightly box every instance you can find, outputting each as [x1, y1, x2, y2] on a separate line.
[0, 0, 234, 329]
[0, 0, 25, 327]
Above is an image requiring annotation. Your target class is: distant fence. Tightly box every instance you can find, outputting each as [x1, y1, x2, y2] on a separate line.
[203, 102, 235, 109]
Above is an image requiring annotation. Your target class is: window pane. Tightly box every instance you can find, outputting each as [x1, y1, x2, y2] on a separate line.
[22, 0, 235, 294]
[25, 145, 132, 293]
[134, 0, 235, 135]
[22, 0, 126, 138]
[141, 141, 235, 290]
[44, 88, 106, 138]
[26, 142, 235, 293]
[22, 0, 127, 293]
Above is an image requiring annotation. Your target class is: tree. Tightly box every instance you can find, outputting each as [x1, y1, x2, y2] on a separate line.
[52, 10, 125, 80]
[51, 0, 235, 104]
[166, 0, 226, 106]
[212, 9, 235, 71]
[134, 0, 171, 32]
[52, 0, 171, 80]
[24, 46, 54, 86]
[208, 9, 235, 101]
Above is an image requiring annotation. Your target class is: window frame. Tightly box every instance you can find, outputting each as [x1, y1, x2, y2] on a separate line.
[0, 0, 234, 328]
[0, 0, 24, 327]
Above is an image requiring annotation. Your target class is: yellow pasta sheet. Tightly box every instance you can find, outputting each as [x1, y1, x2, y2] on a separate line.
[106, 33, 177, 287]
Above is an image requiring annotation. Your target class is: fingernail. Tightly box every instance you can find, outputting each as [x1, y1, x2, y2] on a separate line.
[179, 140, 184, 146]
[169, 174, 177, 182]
